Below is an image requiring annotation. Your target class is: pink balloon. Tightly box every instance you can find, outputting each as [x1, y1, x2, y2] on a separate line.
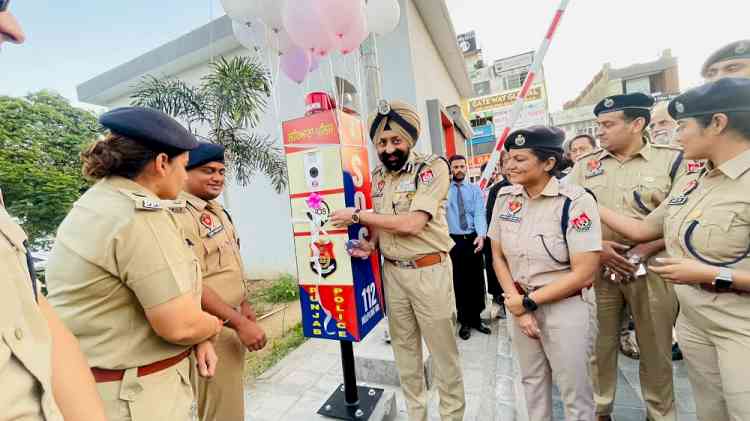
[319, 0, 365, 39]
[336, 5, 368, 54]
[282, 0, 337, 57]
[281, 46, 312, 84]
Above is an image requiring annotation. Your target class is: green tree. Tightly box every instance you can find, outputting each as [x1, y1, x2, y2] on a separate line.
[0, 91, 100, 246]
[131, 56, 287, 192]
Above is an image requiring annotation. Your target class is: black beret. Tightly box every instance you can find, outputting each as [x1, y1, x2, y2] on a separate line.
[99, 107, 198, 154]
[701, 40, 750, 77]
[187, 142, 226, 170]
[594, 93, 654, 117]
[668, 77, 750, 120]
[505, 125, 565, 154]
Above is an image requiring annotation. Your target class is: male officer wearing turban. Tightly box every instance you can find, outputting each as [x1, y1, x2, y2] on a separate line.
[172, 142, 266, 421]
[331, 100, 465, 421]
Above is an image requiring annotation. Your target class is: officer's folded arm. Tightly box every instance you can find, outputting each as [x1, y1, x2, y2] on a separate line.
[598, 205, 664, 243]
[38, 296, 108, 421]
[145, 293, 223, 345]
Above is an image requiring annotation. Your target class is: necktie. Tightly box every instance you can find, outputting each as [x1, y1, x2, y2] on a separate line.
[456, 183, 469, 231]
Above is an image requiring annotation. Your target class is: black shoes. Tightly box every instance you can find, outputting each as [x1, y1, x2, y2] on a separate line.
[474, 322, 492, 335]
[459, 325, 471, 340]
[672, 342, 684, 361]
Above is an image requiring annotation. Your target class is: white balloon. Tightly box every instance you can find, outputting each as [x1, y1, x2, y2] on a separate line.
[258, 0, 286, 32]
[232, 19, 266, 51]
[220, 0, 261, 23]
[365, 0, 401, 36]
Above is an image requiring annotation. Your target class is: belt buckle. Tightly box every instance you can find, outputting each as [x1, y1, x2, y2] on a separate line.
[400, 260, 417, 269]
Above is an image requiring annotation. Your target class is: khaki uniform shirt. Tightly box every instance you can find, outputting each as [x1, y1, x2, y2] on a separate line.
[569, 141, 684, 245]
[371, 151, 454, 260]
[173, 192, 246, 307]
[487, 177, 602, 288]
[645, 150, 750, 271]
[0, 209, 62, 420]
[46, 177, 201, 369]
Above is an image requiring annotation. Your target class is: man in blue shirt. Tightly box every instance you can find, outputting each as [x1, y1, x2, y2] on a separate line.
[447, 155, 491, 340]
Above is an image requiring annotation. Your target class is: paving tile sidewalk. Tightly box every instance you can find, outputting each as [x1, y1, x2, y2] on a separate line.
[244, 319, 500, 421]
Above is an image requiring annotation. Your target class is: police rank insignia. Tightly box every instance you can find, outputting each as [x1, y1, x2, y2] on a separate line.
[499, 199, 523, 223]
[668, 179, 699, 206]
[141, 199, 161, 210]
[570, 212, 593, 232]
[419, 168, 434, 185]
[310, 239, 337, 278]
[585, 159, 604, 178]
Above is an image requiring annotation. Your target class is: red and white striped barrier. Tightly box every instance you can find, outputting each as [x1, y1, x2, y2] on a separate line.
[478, 0, 571, 191]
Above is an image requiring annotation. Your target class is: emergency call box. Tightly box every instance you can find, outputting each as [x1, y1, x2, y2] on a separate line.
[283, 110, 385, 342]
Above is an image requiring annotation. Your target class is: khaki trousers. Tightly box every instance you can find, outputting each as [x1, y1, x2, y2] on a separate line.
[512, 293, 597, 421]
[590, 268, 677, 420]
[96, 357, 194, 421]
[675, 284, 750, 421]
[192, 327, 246, 421]
[383, 258, 465, 421]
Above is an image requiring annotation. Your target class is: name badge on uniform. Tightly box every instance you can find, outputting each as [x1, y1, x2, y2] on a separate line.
[499, 199, 522, 223]
[584, 159, 604, 178]
[668, 179, 698, 206]
[207, 225, 225, 238]
[396, 179, 416, 193]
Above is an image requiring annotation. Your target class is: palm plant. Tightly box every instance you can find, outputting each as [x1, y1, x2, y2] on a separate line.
[131, 56, 287, 192]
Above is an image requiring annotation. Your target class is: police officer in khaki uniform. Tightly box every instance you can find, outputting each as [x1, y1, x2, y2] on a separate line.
[331, 100, 465, 421]
[173, 142, 267, 421]
[46, 107, 224, 421]
[598, 77, 750, 421]
[0, 6, 107, 420]
[702, 39, 750, 82]
[568, 93, 682, 421]
[489, 126, 601, 420]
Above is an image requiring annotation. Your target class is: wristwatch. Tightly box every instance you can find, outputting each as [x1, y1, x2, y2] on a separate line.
[713, 267, 733, 290]
[0, 0, 10, 12]
[351, 208, 362, 224]
[522, 294, 538, 312]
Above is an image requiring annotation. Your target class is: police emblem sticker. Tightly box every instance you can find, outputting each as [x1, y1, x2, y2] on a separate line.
[570, 212, 593, 232]
[604, 98, 614, 108]
[200, 213, 213, 229]
[675, 101, 685, 114]
[585, 159, 604, 178]
[514, 134, 526, 146]
[310, 239, 337, 278]
[419, 168, 434, 185]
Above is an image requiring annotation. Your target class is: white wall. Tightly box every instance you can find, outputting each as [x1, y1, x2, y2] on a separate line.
[405, 0, 462, 155]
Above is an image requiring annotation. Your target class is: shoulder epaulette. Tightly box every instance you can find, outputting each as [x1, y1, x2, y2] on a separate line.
[118, 189, 164, 211]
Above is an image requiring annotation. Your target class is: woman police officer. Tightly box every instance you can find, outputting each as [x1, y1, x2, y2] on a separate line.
[596, 77, 750, 420]
[488, 126, 601, 420]
[45, 107, 223, 421]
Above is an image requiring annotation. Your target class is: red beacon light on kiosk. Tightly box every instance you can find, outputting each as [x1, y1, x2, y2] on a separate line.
[305, 91, 336, 116]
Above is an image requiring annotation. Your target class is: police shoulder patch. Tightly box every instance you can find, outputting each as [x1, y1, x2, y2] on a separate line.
[570, 212, 593, 232]
[419, 168, 434, 185]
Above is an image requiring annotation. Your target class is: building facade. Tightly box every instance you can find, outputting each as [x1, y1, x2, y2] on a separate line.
[78, 0, 473, 278]
[554, 49, 680, 143]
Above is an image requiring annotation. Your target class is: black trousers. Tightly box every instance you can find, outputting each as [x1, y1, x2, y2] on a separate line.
[483, 241, 504, 299]
[449, 233, 486, 327]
